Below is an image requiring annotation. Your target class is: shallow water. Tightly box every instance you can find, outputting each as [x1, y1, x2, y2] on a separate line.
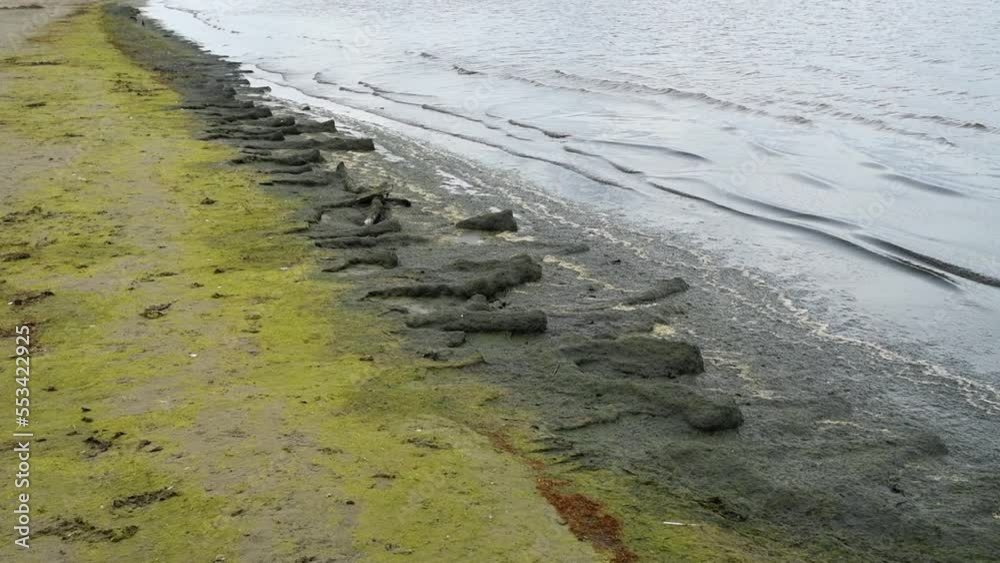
[144, 0, 1000, 387]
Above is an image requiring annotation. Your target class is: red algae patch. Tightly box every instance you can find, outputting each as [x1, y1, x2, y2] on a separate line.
[537, 478, 638, 563]
[486, 428, 637, 562]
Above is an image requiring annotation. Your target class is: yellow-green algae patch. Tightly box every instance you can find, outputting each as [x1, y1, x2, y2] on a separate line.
[0, 7, 599, 562]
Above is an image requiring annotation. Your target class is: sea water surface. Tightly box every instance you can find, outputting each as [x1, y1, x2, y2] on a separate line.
[144, 0, 1000, 390]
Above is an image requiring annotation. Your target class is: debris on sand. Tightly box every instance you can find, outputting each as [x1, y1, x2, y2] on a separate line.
[405, 436, 452, 450]
[562, 336, 704, 378]
[1, 251, 31, 262]
[363, 194, 385, 225]
[423, 351, 486, 369]
[9, 290, 54, 306]
[365, 254, 541, 300]
[112, 487, 179, 510]
[623, 278, 689, 305]
[140, 302, 172, 319]
[83, 436, 113, 455]
[456, 209, 518, 232]
[38, 518, 139, 543]
[407, 309, 547, 334]
[307, 190, 411, 224]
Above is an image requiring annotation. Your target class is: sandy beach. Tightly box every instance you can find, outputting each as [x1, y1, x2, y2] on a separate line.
[1, 3, 998, 562]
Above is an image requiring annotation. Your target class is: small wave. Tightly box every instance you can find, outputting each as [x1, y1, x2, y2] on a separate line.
[355, 91, 504, 132]
[551, 69, 754, 112]
[500, 72, 605, 96]
[896, 112, 994, 132]
[297, 34, 341, 45]
[313, 72, 335, 86]
[507, 119, 570, 139]
[857, 235, 1000, 288]
[647, 180, 957, 288]
[588, 139, 709, 162]
[787, 172, 837, 190]
[880, 173, 966, 197]
[727, 194, 855, 228]
[407, 51, 483, 76]
[357, 81, 434, 98]
[369, 91, 424, 108]
[505, 133, 534, 141]
[859, 161, 888, 170]
[777, 87, 987, 140]
[550, 69, 812, 125]
[563, 146, 643, 174]
[251, 64, 293, 82]
[420, 104, 496, 127]
[159, 5, 237, 34]
[300, 93, 636, 195]
[409, 51, 480, 76]
[749, 141, 795, 158]
[827, 111, 958, 147]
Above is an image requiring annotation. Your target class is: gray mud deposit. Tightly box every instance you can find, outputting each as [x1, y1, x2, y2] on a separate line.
[562, 336, 705, 378]
[110, 5, 1000, 561]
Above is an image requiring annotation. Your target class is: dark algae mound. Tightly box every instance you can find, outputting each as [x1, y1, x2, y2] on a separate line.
[366, 254, 542, 300]
[623, 277, 689, 305]
[456, 209, 518, 232]
[562, 336, 705, 378]
[682, 398, 745, 432]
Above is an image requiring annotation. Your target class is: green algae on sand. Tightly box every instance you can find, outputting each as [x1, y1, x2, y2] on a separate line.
[0, 7, 600, 562]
